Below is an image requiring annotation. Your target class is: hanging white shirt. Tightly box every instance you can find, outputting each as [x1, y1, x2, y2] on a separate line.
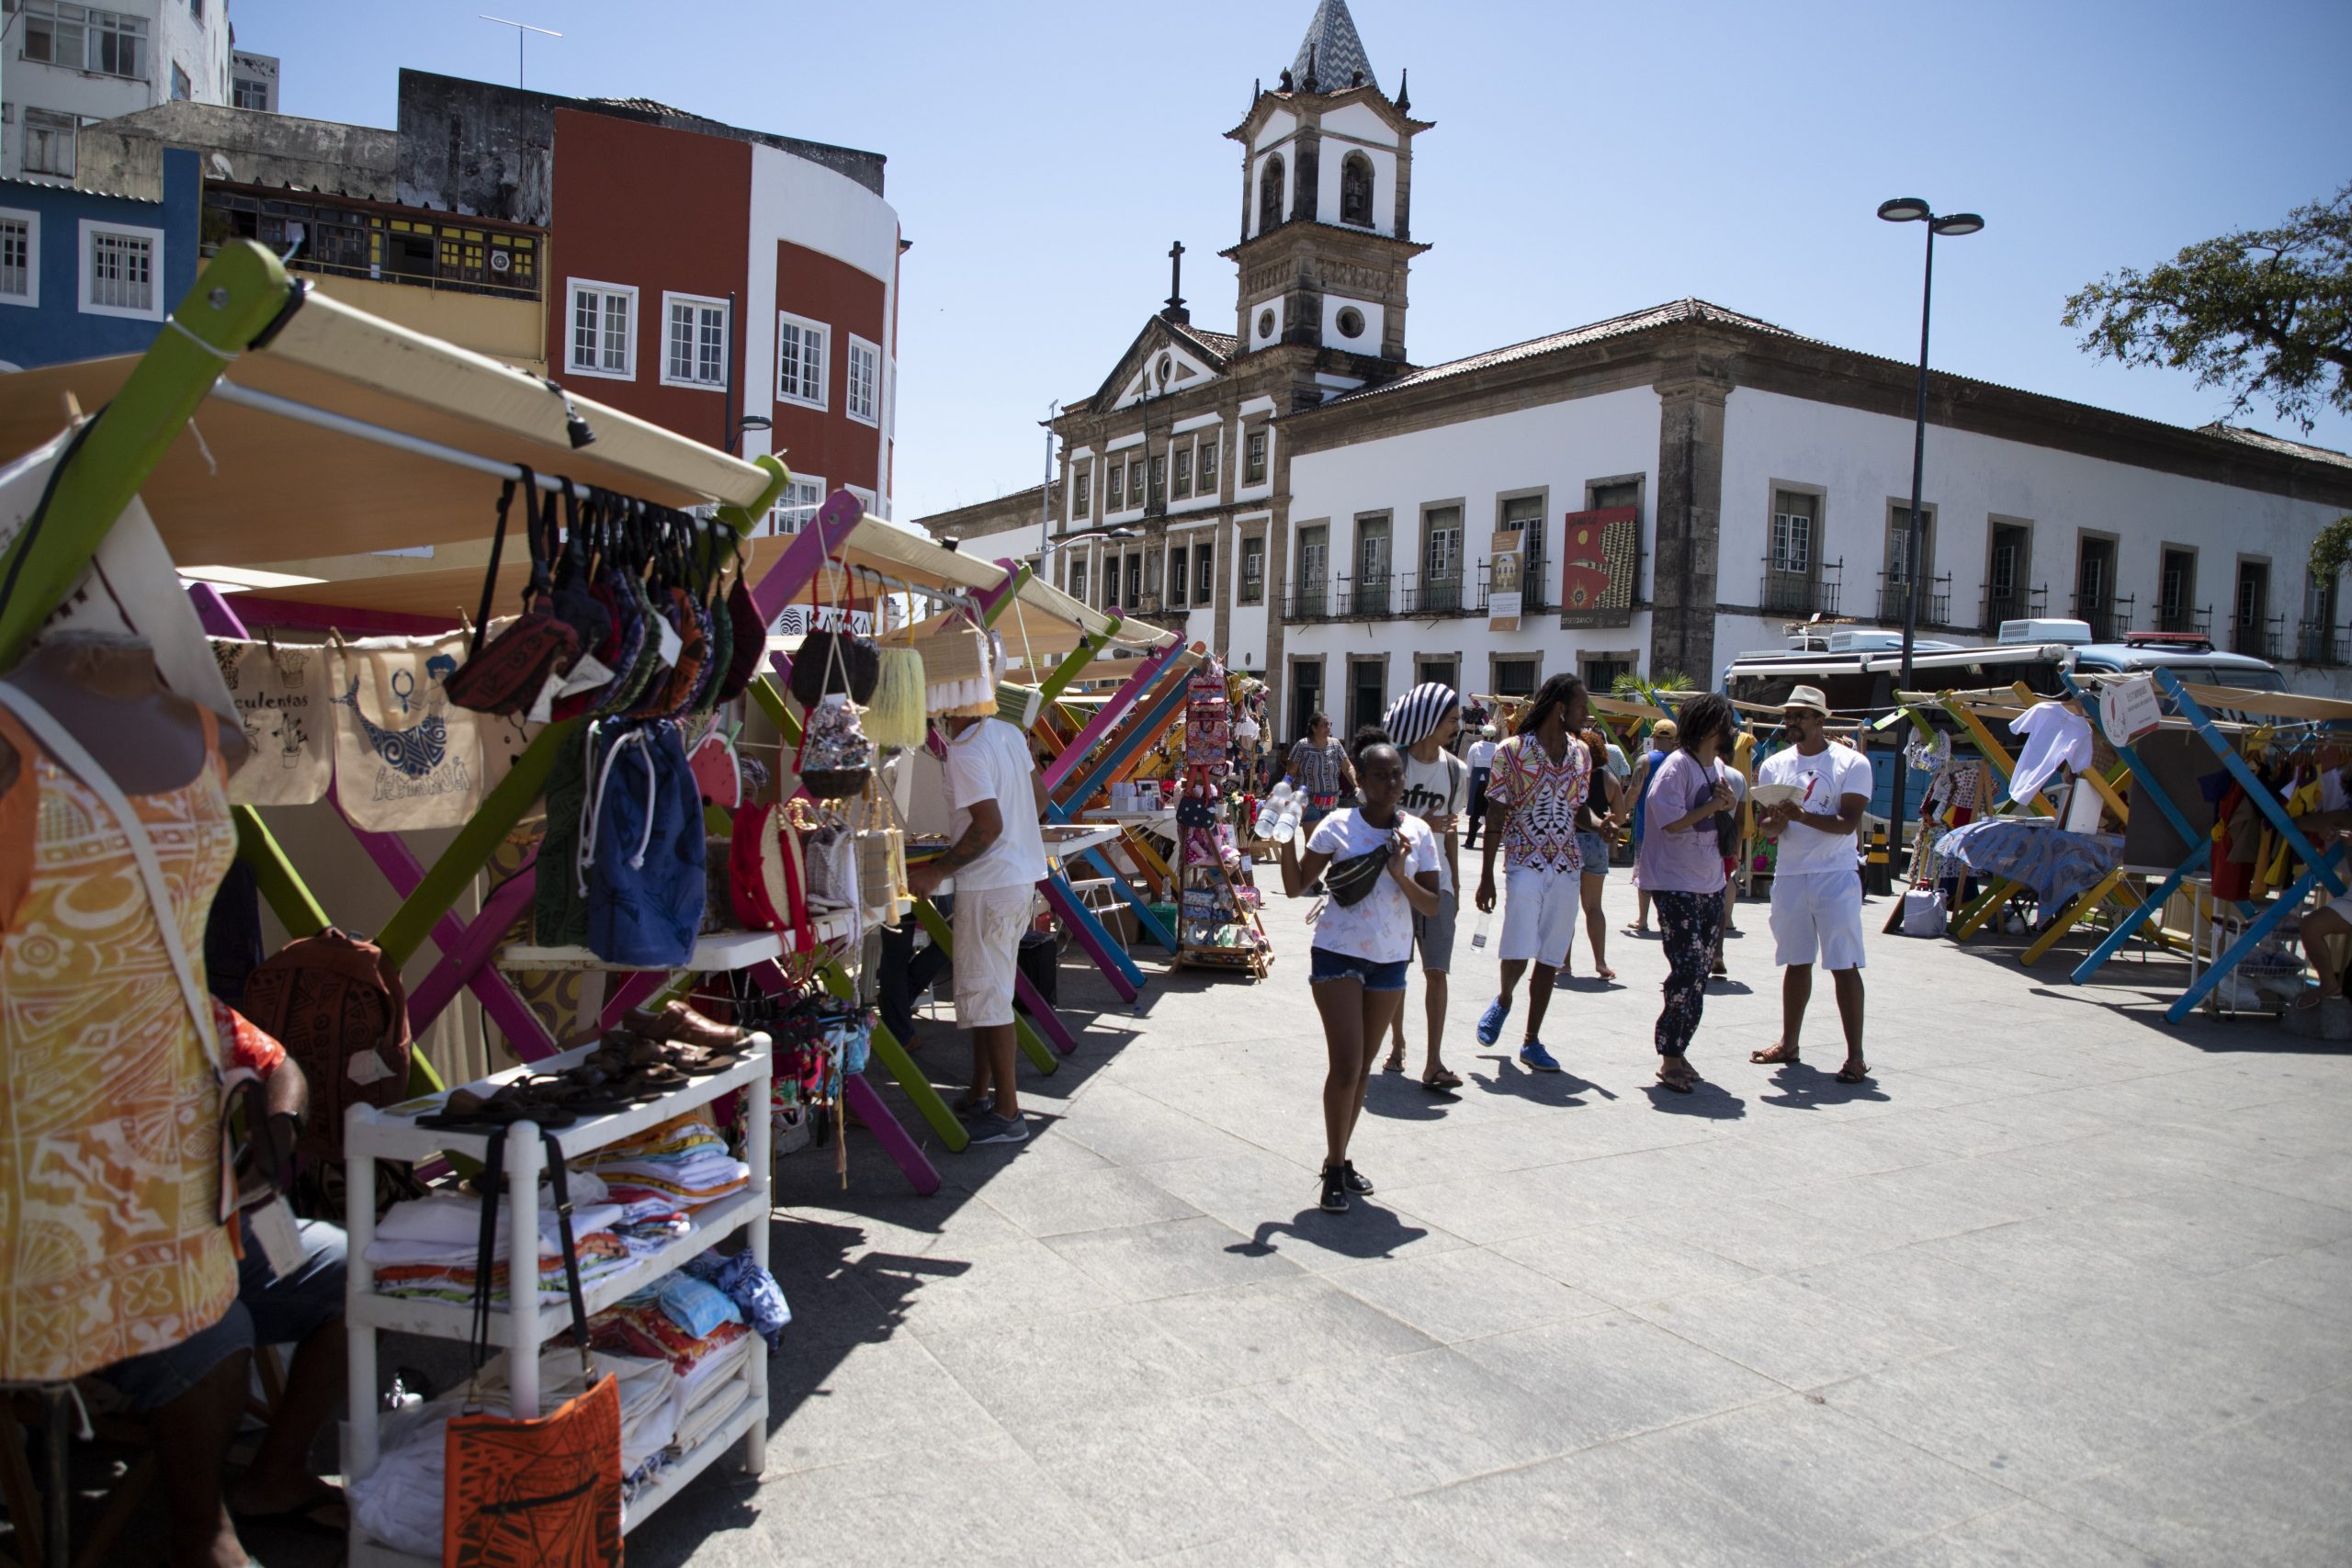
[2006, 703, 2094, 807]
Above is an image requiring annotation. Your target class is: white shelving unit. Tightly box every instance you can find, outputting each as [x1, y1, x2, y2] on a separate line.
[497, 914, 864, 973]
[342, 1035, 773, 1567]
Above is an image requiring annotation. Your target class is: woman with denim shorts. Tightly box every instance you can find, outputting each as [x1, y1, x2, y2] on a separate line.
[1280, 736, 1440, 1214]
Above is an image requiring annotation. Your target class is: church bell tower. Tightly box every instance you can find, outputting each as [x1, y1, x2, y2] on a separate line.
[1221, 0, 1432, 368]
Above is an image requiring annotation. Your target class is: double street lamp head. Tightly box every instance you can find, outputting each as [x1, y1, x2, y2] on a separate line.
[1878, 197, 1985, 237]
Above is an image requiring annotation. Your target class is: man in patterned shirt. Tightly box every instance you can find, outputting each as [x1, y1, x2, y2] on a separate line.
[1473, 675, 1595, 1071]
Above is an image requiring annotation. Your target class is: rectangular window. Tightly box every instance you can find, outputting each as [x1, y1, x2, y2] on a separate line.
[1148, 454, 1166, 507]
[847, 485, 876, 518]
[1171, 445, 1193, 500]
[1072, 471, 1091, 518]
[662, 294, 729, 389]
[23, 2, 89, 69]
[1069, 558, 1087, 604]
[232, 76, 268, 109]
[23, 109, 76, 179]
[1169, 546, 1189, 606]
[1199, 439, 1218, 489]
[771, 475, 823, 534]
[2159, 547, 2197, 632]
[1107, 463, 1125, 509]
[567, 280, 636, 378]
[846, 335, 880, 425]
[0, 213, 36, 305]
[1770, 491, 1815, 575]
[79, 220, 160, 320]
[1499, 493, 1546, 611]
[171, 62, 192, 100]
[2234, 558, 2271, 655]
[91, 5, 143, 74]
[1245, 429, 1268, 485]
[1196, 542, 1214, 604]
[1241, 536, 1265, 604]
[1494, 657, 1539, 698]
[1125, 554, 1142, 606]
[776, 311, 828, 407]
[1887, 504, 1934, 582]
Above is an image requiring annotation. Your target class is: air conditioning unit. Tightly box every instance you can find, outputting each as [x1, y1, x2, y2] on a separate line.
[1997, 617, 2092, 646]
[1826, 628, 1906, 654]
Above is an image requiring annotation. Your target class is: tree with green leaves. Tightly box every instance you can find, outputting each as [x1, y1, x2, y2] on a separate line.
[2064, 184, 2351, 434]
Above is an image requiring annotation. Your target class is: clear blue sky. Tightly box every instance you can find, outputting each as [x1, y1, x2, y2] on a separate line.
[241, 0, 2352, 521]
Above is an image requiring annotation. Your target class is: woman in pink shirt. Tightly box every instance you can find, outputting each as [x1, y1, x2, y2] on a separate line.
[1635, 694, 1738, 1093]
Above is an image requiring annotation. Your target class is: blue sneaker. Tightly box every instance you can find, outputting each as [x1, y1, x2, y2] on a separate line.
[1476, 998, 1510, 1046]
[1520, 1041, 1562, 1073]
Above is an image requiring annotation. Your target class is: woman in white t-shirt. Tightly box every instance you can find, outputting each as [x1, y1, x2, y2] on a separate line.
[1280, 737, 1441, 1214]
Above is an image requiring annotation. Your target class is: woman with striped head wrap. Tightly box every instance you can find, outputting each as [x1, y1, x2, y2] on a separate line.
[1376, 682, 1467, 1090]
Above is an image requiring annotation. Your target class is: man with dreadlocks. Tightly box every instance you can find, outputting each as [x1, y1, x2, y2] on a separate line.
[1474, 674, 1595, 1073]
[1377, 682, 1468, 1091]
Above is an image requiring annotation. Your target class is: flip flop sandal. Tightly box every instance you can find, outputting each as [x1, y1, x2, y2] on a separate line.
[1420, 1072, 1464, 1092]
[1382, 1056, 1406, 1074]
[1657, 1074, 1696, 1095]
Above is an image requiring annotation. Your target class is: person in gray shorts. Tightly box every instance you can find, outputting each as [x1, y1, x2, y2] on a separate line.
[1380, 682, 1468, 1091]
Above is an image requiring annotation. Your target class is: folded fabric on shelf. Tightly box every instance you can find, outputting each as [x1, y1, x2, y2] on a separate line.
[655, 1274, 742, 1339]
[681, 1248, 791, 1348]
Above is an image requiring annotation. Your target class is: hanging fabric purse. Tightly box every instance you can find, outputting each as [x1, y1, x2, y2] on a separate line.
[444, 1131, 624, 1568]
[717, 555, 769, 703]
[579, 719, 708, 967]
[548, 484, 614, 657]
[792, 618, 873, 799]
[447, 469, 582, 716]
[861, 574, 930, 751]
[789, 567, 879, 706]
[789, 797, 862, 915]
[728, 799, 814, 952]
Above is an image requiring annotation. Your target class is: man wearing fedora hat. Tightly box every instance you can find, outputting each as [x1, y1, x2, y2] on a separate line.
[1750, 685, 1874, 1082]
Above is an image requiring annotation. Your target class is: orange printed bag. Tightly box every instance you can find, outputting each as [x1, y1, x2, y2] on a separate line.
[443, 1130, 624, 1568]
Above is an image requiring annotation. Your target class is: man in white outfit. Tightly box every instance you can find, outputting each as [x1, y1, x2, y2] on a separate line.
[1748, 686, 1874, 1083]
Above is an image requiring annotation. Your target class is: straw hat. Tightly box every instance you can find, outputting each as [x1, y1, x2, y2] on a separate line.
[1781, 684, 1830, 716]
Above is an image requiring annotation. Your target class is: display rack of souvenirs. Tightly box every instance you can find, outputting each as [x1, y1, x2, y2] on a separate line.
[1171, 658, 1272, 977]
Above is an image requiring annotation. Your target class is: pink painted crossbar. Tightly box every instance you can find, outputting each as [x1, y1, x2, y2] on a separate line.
[1041, 642, 1182, 793]
[407, 856, 541, 1032]
[328, 782, 562, 1060]
[227, 596, 460, 638]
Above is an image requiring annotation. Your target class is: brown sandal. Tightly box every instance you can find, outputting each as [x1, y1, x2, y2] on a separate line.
[1835, 1061, 1871, 1084]
[1750, 1043, 1801, 1065]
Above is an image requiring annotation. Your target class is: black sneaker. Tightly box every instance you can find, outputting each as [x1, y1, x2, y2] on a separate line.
[1318, 1163, 1349, 1213]
[1342, 1160, 1374, 1195]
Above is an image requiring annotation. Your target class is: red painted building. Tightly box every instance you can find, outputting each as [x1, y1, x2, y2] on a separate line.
[398, 72, 903, 525]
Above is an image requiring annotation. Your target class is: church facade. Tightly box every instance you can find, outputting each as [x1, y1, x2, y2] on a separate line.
[919, 0, 2352, 738]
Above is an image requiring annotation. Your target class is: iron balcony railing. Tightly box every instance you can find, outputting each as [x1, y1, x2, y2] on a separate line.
[1758, 556, 1842, 617]
[2073, 592, 2137, 643]
[2156, 602, 2213, 636]
[2231, 615, 2283, 660]
[1980, 582, 2047, 633]
[1877, 571, 1951, 628]
[2294, 620, 2348, 665]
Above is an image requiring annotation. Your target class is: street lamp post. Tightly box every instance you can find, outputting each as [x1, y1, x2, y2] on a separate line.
[1874, 197, 1982, 893]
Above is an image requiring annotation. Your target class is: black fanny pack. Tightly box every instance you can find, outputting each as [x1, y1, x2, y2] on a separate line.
[1324, 844, 1392, 907]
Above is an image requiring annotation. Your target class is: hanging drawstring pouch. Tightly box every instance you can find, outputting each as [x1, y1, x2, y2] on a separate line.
[578, 718, 707, 966]
[788, 795, 862, 917]
[789, 564, 879, 707]
[447, 469, 582, 716]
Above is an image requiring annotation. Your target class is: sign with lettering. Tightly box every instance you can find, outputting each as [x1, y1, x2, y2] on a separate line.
[1487, 530, 1524, 631]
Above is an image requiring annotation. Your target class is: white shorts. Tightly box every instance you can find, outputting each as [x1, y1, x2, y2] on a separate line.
[1499, 864, 1580, 969]
[952, 883, 1034, 1029]
[1770, 872, 1867, 971]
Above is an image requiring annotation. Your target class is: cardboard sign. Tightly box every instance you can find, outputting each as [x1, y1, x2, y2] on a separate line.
[1487, 529, 1525, 631]
[2100, 674, 2163, 747]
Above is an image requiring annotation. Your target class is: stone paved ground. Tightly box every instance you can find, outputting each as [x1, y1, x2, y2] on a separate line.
[605, 877, 2352, 1568]
[203, 878, 2350, 1568]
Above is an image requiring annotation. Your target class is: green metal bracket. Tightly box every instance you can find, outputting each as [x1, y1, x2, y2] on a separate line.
[749, 674, 801, 745]
[375, 718, 579, 968]
[233, 805, 329, 938]
[0, 241, 293, 667]
[1037, 614, 1119, 703]
[716, 454, 791, 536]
[978, 564, 1034, 629]
[818, 960, 967, 1152]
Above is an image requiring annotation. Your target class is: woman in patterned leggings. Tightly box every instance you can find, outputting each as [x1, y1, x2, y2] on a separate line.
[1634, 694, 1737, 1092]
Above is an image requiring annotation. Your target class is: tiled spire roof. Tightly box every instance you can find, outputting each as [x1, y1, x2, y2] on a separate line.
[1289, 0, 1375, 93]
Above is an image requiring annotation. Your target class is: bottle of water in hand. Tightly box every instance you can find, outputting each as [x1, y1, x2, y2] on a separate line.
[1470, 908, 1492, 950]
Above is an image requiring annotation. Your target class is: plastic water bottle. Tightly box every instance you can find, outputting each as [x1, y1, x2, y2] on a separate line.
[1470, 908, 1493, 950]
[1253, 781, 1293, 840]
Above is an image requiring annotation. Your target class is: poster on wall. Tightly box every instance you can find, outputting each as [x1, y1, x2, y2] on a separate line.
[1559, 505, 1639, 629]
[1487, 530, 1525, 631]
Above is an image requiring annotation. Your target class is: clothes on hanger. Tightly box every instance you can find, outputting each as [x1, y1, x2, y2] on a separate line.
[2007, 702, 2094, 807]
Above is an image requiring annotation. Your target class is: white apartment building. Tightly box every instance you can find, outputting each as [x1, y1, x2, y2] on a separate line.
[4, 0, 236, 181]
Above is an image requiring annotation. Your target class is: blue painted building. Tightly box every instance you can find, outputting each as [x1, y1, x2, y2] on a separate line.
[0, 148, 201, 370]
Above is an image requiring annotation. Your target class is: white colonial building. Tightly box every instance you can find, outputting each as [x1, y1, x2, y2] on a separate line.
[3, 0, 241, 181]
[919, 0, 2352, 740]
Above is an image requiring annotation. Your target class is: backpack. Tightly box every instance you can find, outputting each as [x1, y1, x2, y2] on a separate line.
[241, 927, 413, 1161]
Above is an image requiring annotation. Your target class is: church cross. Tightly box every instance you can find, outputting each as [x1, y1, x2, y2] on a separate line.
[1166, 241, 1186, 315]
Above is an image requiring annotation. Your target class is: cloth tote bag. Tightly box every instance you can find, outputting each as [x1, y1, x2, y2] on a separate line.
[328, 632, 489, 832]
[209, 637, 334, 807]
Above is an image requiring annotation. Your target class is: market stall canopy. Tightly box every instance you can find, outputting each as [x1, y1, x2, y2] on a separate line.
[0, 288, 780, 569]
